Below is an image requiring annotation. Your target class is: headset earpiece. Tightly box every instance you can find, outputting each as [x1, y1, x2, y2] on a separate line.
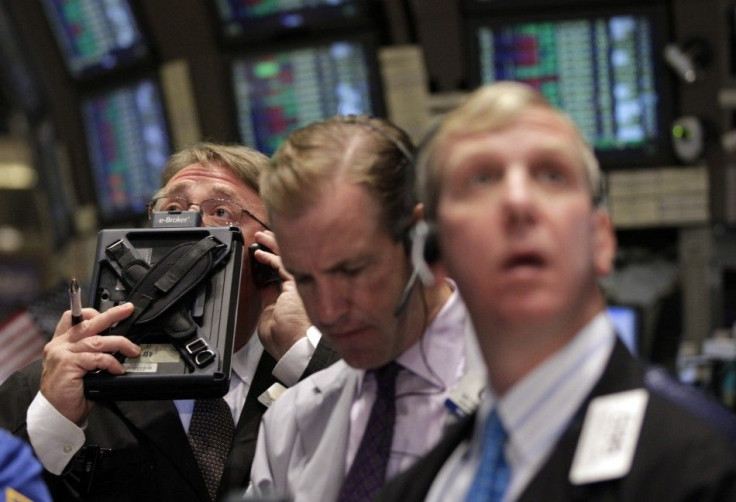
[410, 220, 440, 287]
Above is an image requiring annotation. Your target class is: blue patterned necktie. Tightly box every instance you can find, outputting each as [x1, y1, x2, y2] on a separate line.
[337, 361, 402, 502]
[466, 408, 510, 502]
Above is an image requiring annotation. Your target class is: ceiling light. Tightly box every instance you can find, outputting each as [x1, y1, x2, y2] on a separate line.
[0, 163, 37, 189]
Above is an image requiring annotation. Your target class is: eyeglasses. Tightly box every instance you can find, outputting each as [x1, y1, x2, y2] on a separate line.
[147, 196, 270, 229]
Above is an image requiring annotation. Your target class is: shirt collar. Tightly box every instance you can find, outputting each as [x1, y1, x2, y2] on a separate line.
[230, 329, 264, 386]
[477, 312, 616, 468]
[354, 279, 466, 392]
[396, 281, 465, 387]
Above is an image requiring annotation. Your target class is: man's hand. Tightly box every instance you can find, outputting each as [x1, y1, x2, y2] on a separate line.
[254, 231, 312, 360]
[40, 303, 139, 425]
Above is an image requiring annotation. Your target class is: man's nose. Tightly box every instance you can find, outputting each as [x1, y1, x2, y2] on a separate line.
[504, 167, 532, 205]
[502, 167, 536, 225]
[313, 280, 348, 328]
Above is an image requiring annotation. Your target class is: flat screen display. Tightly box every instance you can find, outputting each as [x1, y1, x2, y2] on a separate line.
[231, 35, 384, 155]
[39, 0, 150, 79]
[0, 258, 43, 322]
[32, 121, 75, 249]
[81, 77, 171, 224]
[0, 5, 45, 116]
[607, 305, 640, 356]
[213, 0, 375, 43]
[465, 4, 674, 168]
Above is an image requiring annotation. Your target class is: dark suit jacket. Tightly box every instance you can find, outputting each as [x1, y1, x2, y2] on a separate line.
[0, 340, 339, 502]
[377, 340, 736, 502]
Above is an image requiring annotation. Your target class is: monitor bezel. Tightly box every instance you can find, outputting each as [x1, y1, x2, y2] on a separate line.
[31, 119, 77, 250]
[0, 4, 47, 119]
[461, 0, 668, 12]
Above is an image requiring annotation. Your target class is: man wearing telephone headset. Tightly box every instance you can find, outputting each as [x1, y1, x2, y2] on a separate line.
[0, 142, 340, 501]
[246, 115, 483, 502]
[378, 82, 736, 501]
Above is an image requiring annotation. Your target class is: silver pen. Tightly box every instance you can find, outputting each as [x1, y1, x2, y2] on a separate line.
[69, 278, 83, 325]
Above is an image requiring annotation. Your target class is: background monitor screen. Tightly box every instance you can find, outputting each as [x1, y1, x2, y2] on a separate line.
[39, 0, 150, 79]
[213, 0, 375, 43]
[81, 77, 171, 224]
[231, 36, 384, 155]
[0, 5, 45, 117]
[0, 257, 43, 322]
[32, 121, 75, 249]
[607, 305, 640, 356]
[465, 4, 674, 168]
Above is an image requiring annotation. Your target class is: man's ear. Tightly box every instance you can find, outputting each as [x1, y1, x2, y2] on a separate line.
[411, 219, 442, 286]
[592, 209, 617, 277]
[411, 203, 424, 225]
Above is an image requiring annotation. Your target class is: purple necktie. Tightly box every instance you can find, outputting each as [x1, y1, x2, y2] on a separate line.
[188, 398, 235, 501]
[337, 361, 402, 502]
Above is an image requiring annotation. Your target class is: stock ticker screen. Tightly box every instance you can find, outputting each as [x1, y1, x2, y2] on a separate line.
[214, 0, 373, 43]
[468, 8, 672, 166]
[39, 0, 150, 79]
[81, 77, 171, 223]
[231, 38, 382, 155]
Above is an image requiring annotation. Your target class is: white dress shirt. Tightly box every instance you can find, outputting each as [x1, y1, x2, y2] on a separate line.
[271, 326, 323, 387]
[174, 333, 265, 431]
[27, 328, 318, 474]
[426, 312, 616, 502]
[345, 283, 472, 479]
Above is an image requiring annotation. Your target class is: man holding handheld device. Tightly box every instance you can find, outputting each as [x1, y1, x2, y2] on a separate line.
[0, 142, 339, 501]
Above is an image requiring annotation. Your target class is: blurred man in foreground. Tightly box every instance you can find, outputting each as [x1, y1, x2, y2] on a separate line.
[378, 82, 736, 501]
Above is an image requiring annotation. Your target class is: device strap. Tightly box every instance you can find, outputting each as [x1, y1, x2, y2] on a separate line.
[107, 236, 225, 341]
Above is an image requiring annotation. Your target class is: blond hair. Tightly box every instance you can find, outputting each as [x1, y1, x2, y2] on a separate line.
[261, 115, 416, 242]
[155, 141, 269, 199]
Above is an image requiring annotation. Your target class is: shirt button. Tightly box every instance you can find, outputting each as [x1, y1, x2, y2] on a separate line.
[63, 444, 72, 453]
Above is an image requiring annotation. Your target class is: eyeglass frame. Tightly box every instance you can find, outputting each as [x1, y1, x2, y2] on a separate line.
[146, 195, 271, 230]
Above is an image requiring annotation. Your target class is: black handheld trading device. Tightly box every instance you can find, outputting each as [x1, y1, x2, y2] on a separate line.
[83, 219, 243, 401]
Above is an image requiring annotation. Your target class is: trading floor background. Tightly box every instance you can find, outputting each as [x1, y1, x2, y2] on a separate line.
[1, 0, 736, 407]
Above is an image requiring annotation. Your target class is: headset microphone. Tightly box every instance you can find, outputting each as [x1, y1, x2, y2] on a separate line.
[393, 269, 419, 318]
[393, 220, 441, 317]
[345, 115, 422, 318]
[410, 220, 439, 287]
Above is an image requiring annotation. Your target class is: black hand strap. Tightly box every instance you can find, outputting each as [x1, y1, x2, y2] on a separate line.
[106, 236, 226, 343]
[105, 238, 150, 290]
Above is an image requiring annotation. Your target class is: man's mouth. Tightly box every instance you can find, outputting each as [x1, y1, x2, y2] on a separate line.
[503, 252, 546, 270]
[327, 326, 366, 341]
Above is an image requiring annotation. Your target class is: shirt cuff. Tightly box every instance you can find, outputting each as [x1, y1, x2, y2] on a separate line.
[272, 326, 322, 386]
[27, 391, 86, 475]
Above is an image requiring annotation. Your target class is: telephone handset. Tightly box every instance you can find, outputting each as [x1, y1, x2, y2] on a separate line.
[248, 243, 282, 288]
